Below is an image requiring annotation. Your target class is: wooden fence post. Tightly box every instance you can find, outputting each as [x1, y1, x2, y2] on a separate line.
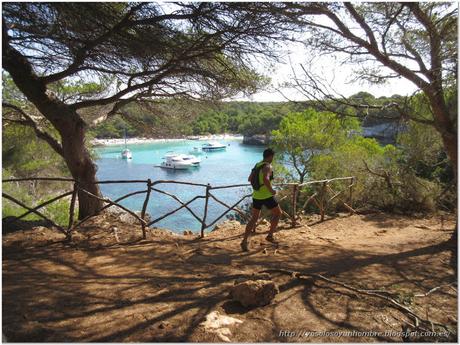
[320, 181, 327, 222]
[291, 184, 298, 227]
[349, 177, 354, 213]
[67, 183, 78, 237]
[140, 179, 152, 239]
[201, 184, 211, 238]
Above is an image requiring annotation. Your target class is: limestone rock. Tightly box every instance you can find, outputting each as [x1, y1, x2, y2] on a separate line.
[230, 279, 279, 307]
[243, 134, 270, 145]
[105, 206, 151, 225]
[197, 311, 242, 342]
[234, 273, 271, 285]
[118, 211, 151, 224]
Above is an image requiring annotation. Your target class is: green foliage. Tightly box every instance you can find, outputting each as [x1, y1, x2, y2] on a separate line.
[2, 119, 73, 225]
[90, 116, 136, 139]
[270, 106, 453, 213]
[308, 129, 451, 213]
[43, 198, 72, 226]
[2, 178, 39, 221]
[87, 92, 411, 140]
[2, 124, 68, 177]
[271, 108, 360, 183]
[88, 100, 305, 138]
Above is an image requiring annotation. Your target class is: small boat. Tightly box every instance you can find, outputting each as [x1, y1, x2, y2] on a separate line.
[121, 128, 132, 159]
[121, 148, 132, 160]
[190, 147, 204, 155]
[201, 141, 226, 151]
[160, 155, 195, 170]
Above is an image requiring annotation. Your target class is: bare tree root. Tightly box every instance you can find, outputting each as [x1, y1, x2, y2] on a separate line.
[260, 268, 453, 334]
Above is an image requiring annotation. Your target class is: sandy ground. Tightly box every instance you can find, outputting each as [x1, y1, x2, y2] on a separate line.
[2, 212, 457, 342]
[92, 134, 244, 146]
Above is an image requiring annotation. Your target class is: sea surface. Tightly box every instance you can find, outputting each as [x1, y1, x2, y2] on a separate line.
[94, 139, 264, 233]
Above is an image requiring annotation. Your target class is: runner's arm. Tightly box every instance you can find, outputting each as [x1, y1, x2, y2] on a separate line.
[262, 165, 276, 195]
[248, 170, 254, 182]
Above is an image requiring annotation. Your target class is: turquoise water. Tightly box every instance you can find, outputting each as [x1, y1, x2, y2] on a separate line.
[94, 139, 264, 233]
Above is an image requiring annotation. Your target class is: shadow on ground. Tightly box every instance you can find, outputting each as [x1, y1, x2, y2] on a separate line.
[2, 213, 457, 342]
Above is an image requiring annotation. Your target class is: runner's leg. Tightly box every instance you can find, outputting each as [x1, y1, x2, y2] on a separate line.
[241, 207, 260, 250]
[266, 205, 282, 240]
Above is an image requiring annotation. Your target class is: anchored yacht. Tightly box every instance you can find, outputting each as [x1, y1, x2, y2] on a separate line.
[160, 153, 200, 169]
[201, 141, 226, 151]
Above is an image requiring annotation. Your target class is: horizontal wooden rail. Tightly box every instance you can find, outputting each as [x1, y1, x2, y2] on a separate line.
[94, 180, 148, 184]
[151, 180, 208, 187]
[210, 183, 251, 190]
[2, 177, 75, 183]
[298, 176, 354, 186]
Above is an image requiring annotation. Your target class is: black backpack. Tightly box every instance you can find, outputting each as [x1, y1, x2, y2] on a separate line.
[250, 162, 273, 190]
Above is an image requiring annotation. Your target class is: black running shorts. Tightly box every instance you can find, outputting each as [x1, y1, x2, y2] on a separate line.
[252, 196, 279, 210]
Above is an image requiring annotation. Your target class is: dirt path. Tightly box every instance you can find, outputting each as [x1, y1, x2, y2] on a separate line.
[2, 213, 457, 342]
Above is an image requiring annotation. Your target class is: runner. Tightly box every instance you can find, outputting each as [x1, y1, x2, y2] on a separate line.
[241, 148, 282, 251]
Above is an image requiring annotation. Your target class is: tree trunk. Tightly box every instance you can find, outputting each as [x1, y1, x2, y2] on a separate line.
[60, 115, 104, 220]
[3, 38, 104, 220]
[440, 131, 458, 177]
[426, 90, 458, 177]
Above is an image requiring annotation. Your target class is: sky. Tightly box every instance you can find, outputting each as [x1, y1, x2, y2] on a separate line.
[237, 40, 420, 102]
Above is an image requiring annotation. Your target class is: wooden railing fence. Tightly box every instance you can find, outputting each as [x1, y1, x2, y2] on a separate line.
[2, 176, 355, 240]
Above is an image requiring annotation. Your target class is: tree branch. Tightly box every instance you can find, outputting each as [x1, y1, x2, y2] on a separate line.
[305, 5, 431, 90]
[40, 3, 147, 84]
[344, 3, 378, 48]
[2, 102, 64, 157]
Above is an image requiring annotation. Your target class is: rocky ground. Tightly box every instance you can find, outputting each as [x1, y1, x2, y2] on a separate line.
[2, 212, 457, 342]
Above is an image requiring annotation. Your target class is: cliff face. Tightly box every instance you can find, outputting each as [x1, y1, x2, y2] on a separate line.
[361, 122, 407, 145]
[243, 134, 269, 145]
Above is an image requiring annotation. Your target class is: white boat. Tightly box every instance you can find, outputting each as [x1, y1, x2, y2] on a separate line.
[160, 155, 195, 170]
[191, 147, 204, 155]
[178, 154, 201, 166]
[121, 148, 132, 160]
[201, 141, 226, 151]
[121, 129, 132, 159]
[163, 152, 201, 166]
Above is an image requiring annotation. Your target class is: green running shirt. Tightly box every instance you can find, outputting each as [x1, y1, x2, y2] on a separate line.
[252, 161, 273, 200]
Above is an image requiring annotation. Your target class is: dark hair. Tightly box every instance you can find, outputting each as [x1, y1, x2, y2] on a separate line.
[263, 148, 275, 159]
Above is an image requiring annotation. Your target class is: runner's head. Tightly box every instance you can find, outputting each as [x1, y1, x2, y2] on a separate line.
[263, 148, 275, 163]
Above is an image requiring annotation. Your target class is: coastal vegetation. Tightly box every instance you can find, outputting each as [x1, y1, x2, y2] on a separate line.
[88, 92, 413, 139]
[3, 2, 456, 218]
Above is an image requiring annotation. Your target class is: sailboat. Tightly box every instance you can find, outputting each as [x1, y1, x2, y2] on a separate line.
[121, 129, 132, 160]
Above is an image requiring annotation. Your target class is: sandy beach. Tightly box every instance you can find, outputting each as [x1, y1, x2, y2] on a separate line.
[91, 133, 244, 146]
